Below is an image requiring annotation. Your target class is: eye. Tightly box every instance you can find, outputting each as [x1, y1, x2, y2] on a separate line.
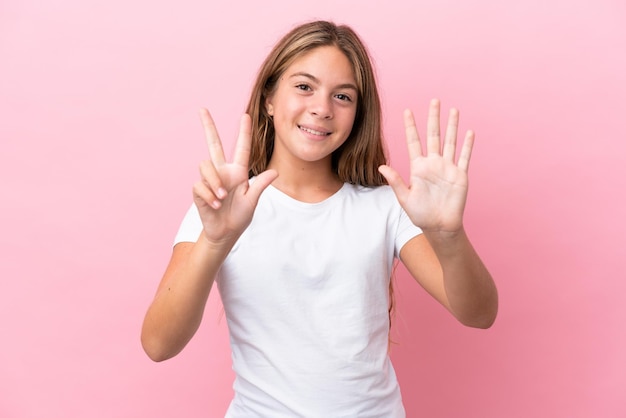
[295, 84, 312, 91]
[335, 93, 352, 102]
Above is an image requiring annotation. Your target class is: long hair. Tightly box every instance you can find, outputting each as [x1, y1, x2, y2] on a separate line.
[246, 20, 387, 186]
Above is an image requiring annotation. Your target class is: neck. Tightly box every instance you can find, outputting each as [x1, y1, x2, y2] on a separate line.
[267, 156, 343, 203]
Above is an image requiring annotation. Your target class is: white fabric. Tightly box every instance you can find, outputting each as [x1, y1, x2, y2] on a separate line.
[174, 183, 422, 417]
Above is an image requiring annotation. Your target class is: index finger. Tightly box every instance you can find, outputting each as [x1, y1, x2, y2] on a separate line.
[199, 108, 226, 166]
[403, 109, 423, 161]
[232, 114, 252, 168]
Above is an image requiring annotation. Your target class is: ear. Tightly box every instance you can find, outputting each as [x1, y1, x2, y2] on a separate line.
[265, 97, 274, 116]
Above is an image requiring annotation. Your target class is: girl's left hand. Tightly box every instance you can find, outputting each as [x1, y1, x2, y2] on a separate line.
[378, 99, 474, 235]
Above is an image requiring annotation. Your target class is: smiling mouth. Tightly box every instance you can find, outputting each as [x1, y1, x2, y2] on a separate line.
[299, 125, 331, 136]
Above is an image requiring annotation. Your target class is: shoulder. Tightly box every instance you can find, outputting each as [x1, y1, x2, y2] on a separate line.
[341, 183, 398, 209]
[339, 184, 410, 226]
[343, 183, 395, 198]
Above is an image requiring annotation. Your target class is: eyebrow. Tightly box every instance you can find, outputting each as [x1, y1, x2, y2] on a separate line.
[289, 72, 358, 91]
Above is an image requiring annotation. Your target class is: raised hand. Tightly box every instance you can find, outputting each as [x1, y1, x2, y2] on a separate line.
[193, 109, 278, 244]
[378, 99, 473, 234]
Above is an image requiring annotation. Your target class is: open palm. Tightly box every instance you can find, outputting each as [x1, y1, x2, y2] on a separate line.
[379, 99, 473, 234]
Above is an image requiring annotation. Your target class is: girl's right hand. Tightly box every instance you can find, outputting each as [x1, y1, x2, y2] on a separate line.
[193, 109, 278, 245]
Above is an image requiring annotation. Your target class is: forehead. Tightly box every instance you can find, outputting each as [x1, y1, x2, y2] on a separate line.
[285, 46, 356, 83]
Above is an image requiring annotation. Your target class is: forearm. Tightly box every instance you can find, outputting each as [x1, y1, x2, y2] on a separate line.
[141, 235, 235, 361]
[424, 228, 498, 328]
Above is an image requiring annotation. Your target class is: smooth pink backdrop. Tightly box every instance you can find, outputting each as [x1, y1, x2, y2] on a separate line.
[1, 0, 625, 417]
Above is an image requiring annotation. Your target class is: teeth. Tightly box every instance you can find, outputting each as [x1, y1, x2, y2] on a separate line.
[300, 126, 329, 136]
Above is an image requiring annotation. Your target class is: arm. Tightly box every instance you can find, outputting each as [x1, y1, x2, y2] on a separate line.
[379, 100, 498, 328]
[140, 238, 232, 362]
[141, 110, 277, 362]
[400, 231, 497, 328]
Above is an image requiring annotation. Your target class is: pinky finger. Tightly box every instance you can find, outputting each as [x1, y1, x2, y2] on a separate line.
[457, 130, 475, 173]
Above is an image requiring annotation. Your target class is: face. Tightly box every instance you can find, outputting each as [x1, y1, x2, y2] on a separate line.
[265, 45, 358, 168]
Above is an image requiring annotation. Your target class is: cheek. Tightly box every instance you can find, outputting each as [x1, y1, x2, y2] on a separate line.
[341, 109, 357, 132]
[274, 100, 301, 122]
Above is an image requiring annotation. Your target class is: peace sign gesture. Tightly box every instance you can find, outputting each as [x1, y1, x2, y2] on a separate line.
[193, 109, 278, 244]
[379, 99, 474, 234]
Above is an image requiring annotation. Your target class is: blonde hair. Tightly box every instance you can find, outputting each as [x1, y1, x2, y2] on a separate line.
[246, 20, 387, 186]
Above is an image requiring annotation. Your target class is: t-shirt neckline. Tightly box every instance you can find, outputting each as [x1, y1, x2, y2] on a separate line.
[266, 182, 350, 209]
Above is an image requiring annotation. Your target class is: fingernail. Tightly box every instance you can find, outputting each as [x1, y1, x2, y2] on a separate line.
[212, 200, 222, 209]
[217, 188, 227, 199]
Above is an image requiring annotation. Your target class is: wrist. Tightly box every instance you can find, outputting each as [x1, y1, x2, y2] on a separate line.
[422, 224, 464, 240]
[200, 231, 239, 250]
[423, 226, 468, 254]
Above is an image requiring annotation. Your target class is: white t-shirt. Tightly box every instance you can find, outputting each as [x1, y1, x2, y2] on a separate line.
[174, 182, 422, 417]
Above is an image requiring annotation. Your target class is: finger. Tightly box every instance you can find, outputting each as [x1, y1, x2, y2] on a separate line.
[443, 108, 459, 162]
[199, 159, 227, 200]
[378, 165, 409, 205]
[403, 109, 422, 160]
[193, 180, 222, 210]
[199, 108, 226, 166]
[233, 114, 252, 168]
[457, 130, 475, 173]
[246, 169, 279, 204]
[426, 99, 441, 156]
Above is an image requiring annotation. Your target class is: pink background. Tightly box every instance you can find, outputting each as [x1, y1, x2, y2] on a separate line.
[1, 0, 625, 417]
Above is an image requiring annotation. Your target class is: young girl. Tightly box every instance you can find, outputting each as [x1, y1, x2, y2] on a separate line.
[141, 20, 498, 417]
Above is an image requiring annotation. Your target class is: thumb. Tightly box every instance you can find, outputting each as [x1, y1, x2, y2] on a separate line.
[378, 165, 409, 204]
[246, 169, 279, 204]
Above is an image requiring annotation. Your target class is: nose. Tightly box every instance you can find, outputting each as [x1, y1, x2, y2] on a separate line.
[309, 94, 333, 119]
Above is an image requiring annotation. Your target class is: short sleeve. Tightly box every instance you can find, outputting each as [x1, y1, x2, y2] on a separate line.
[173, 203, 203, 246]
[394, 208, 422, 258]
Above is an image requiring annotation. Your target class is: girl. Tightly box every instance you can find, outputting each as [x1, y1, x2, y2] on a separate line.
[141, 20, 498, 417]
